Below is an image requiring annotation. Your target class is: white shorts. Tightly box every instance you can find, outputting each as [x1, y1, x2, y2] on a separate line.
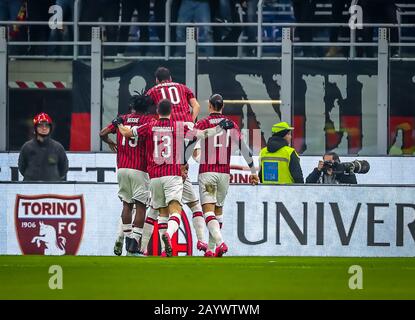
[150, 176, 184, 209]
[198, 172, 230, 207]
[117, 168, 150, 204]
[182, 176, 199, 204]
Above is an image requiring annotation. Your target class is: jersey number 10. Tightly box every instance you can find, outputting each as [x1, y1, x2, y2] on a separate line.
[160, 86, 181, 104]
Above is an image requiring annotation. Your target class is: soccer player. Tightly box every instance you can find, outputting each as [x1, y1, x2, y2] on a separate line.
[100, 92, 154, 255]
[114, 99, 234, 257]
[146, 66, 208, 253]
[195, 94, 259, 257]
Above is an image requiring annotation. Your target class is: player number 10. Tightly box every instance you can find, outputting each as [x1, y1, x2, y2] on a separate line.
[160, 87, 181, 104]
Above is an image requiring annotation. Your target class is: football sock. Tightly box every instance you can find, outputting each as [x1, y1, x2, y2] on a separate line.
[191, 204, 205, 242]
[132, 226, 143, 243]
[140, 207, 158, 252]
[166, 212, 181, 237]
[208, 233, 216, 252]
[122, 223, 132, 238]
[204, 212, 223, 245]
[158, 216, 168, 252]
[216, 214, 223, 230]
[117, 218, 124, 240]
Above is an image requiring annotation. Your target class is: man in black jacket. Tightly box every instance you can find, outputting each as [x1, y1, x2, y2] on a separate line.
[18, 113, 68, 181]
[306, 151, 357, 184]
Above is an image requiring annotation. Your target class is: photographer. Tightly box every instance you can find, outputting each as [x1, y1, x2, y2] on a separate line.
[306, 152, 357, 184]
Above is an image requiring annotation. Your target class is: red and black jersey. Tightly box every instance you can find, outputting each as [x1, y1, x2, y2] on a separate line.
[133, 118, 194, 179]
[195, 113, 241, 174]
[107, 113, 155, 171]
[147, 81, 195, 122]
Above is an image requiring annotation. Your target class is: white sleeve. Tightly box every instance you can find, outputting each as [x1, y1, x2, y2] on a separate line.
[131, 126, 139, 137]
[195, 126, 222, 139]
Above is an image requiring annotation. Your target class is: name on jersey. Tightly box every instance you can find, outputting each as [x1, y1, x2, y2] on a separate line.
[152, 126, 174, 132]
[155, 82, 178, 88]
[209, 118, 225, 125]
[126, 118, 140, 123]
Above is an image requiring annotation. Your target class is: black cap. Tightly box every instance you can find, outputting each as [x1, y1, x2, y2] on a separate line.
[209, 94, 224, 110]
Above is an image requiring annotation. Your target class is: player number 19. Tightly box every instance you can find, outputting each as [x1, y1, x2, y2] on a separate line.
[121, 125, 138, 147]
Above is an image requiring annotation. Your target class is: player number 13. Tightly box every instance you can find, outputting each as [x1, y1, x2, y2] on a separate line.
[153, 135, 172, 158]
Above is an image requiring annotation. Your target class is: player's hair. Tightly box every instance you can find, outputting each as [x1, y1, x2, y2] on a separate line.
[155, 67, 171, 82]
[157, 99, 172, 116]
[323, 151, 340, 162]
[209, 94, 224, 111]
[129, 90, 154, 113]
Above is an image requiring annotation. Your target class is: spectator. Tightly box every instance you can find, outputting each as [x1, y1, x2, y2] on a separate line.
[211, 0, 242, 56]
[26, 0, 54, 55]
[153, 0, 182, 55]
[18, 113, 68, 181]
[242, 0, 258, 57]
[0, 0, 27, 54]
[176, 0, 213, 56]
[117, 0, 150, 56]
[79, 0, 120, 56]
[48, 0, 75, 56]
[292, 0, 316, 56]
[356, 0, 399, 57]
[326, 0, 350, 57]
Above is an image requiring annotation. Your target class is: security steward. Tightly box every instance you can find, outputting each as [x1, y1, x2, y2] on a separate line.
[259, 122, 304, 184]
[18, 113, 68, 181]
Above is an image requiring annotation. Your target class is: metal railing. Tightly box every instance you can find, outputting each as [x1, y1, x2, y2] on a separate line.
[0, 0, 413, 60]
[1, 0, 415, 152]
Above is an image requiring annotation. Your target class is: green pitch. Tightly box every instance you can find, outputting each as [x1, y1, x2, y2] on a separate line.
[0, 255, 414, 300]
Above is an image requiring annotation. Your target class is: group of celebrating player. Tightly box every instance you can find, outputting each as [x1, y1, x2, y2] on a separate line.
[100, 67, 259, 258]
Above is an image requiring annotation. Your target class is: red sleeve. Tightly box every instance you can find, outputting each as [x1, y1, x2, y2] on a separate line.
[184, 85, 195, 101]
[133, 123, 150, 138]
[107, 123, 116, 134]
[194, 119, 205, 130]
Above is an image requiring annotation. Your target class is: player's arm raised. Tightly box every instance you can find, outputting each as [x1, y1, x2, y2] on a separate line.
[233, 128, 259, 185]
[111, 116, 133, 138]
[191, 119, 234, 140]
[113, 117, 149, 139]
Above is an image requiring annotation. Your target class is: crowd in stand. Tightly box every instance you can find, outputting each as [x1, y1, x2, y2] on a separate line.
[0, 0, 414, 57]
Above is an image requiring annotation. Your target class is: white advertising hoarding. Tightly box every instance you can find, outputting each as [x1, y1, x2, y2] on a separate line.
[1, 183, 414, 257]
[1, 152, 415, 184]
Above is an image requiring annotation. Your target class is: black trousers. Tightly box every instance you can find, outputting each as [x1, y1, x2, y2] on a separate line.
[153, 0, 181, 55]
[117, 0, 150, 54]
[80, 0, 120, 56]
[292, 0, 317, 55]
[27, 0, 54, 55]
[357, 0, 399, 57]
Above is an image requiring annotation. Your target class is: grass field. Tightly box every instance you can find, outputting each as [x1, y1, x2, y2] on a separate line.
[0, 255, 414, 300]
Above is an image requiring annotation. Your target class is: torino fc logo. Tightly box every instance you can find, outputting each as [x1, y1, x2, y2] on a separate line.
[15, 194, 85, 255]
